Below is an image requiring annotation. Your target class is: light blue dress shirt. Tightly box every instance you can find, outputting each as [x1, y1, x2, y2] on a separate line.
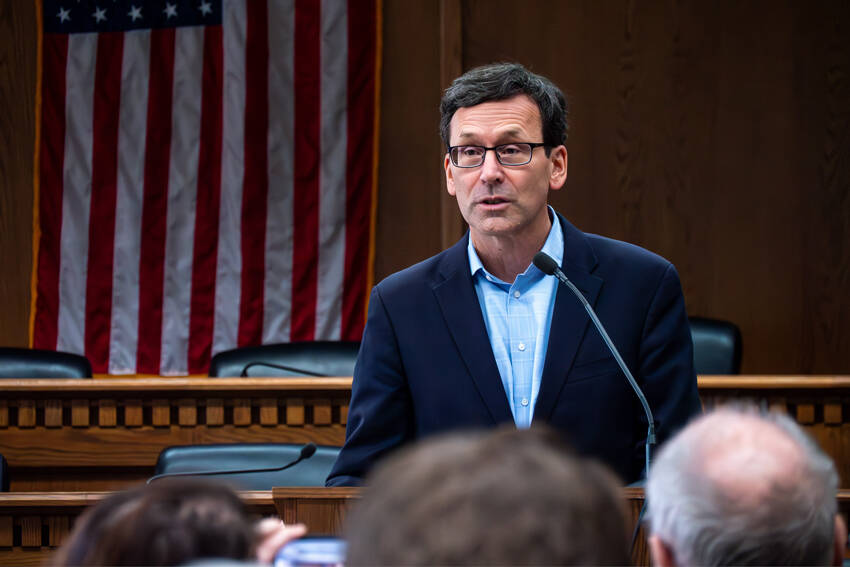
[467, 208, 564, 428]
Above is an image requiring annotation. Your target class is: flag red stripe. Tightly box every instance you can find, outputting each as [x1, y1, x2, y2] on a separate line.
[342, 0, 376, 340]
[188, 26, 224, 373]
[136, 29, 176, 374]
[33, 33, 69, 351]
[290, 0, 321, 342]
[84, 33, 124, 372]
[237, 0, 269, 347]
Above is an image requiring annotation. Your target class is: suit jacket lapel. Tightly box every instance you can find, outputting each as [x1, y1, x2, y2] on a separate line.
[533, 214, 603, 423]
[432, 236, 514, 424]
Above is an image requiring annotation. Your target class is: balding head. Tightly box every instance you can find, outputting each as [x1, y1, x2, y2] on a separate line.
[646, 407, 845, 567]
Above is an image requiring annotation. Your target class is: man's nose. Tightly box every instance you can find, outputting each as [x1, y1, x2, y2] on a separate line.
[478, 149, 504, 183]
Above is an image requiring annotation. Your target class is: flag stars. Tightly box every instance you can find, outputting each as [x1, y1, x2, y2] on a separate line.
[198, 1, 212, 16]
[128, 5, 142, 21]
[56, 6, 71, 22]
[92, 6, 107, 22]
[163, 2, 178, 19]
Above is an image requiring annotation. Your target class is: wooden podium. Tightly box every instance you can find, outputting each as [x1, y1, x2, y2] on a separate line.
[272, 487, 361, 535]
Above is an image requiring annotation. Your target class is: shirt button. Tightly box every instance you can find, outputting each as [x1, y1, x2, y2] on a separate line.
[486, 275, 493, 282]
[513, 290, 521, 298]
[521, 398, 529, 406]
[518, 343, 526, 351]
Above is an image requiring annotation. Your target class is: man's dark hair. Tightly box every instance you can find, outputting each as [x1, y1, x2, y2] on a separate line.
[439, 62, 568, 149]
[52, 479, 255, 566]
[344, 426, 630, 566]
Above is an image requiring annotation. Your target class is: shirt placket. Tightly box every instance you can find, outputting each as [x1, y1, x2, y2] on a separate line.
[508, 277, 534, 427]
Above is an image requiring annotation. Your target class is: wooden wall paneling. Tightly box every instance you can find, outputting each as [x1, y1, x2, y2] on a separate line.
[0, 1, 36, 348]
[233, 399, 251, 426]
[98, 399, 117, 427]
[178, 398, 197, 426]
[206, 398, 224, 426]
[18, 400, 35, 428]
[0, 515, 11, 547]
[373, 0, 444, 282]
[20, 516, 40, 547]
[259, 398, 278, 426]
[71, 399, 89, 427]
[439, 0, 466, 249]
[44, 400, 62, 428]
[47, 515, 69, 547]
[461, 0, 850, 374]
[286, 398, 305, 426]
[313, 398, 332, 425]
[124, 399, 143, 427]
[792, 1, 850, 374]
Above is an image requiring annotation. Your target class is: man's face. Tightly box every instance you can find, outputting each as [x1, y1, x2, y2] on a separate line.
[444, 94, 567, 244]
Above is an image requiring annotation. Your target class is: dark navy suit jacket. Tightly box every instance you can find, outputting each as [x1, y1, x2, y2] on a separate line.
[327, 212, 701, 485]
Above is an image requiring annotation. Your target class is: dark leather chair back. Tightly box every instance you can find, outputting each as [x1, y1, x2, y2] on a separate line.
[208, 341, 360, 377]
[153, 443, 340, 489]
[0, 453, 8, 491]
[689, 317, 742, 374]
[0, 347, 93, 378]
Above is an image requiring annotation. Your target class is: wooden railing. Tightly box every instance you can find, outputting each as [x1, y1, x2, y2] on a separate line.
[5, 487, 850, 567]
[3, 375, 850, 489]
[0, 378, 351, 490]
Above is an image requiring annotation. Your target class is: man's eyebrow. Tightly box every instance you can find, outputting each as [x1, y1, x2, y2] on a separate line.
[455, 128, 525, 143]
[455, 131, 480, 141]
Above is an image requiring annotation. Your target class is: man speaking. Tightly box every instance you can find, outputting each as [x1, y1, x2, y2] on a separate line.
[327, 63, 701, 486]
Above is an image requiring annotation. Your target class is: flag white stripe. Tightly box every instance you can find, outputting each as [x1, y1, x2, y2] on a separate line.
[316, 0, 348, 340]
[57, 33, 98, 354]
[160, 26, 204, 374]
[263, 0, 295, 344]
[108, 29, 150, 374]
[212, 0, 247, 356]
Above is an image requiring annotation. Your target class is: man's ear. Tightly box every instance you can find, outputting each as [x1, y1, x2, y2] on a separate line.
[444, 153, 456, 196]
[831, 514, 847, 566]
[548, 145, 568, 191]
[648, 535, 677, 567]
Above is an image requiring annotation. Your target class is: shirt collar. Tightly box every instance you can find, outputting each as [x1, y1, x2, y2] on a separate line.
[468, 206, 565, 280]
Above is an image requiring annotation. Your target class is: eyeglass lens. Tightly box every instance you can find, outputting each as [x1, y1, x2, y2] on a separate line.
[451, 143, 533, 167]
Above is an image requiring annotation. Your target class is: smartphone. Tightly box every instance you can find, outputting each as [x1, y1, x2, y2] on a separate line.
[273, 535, 347, 567]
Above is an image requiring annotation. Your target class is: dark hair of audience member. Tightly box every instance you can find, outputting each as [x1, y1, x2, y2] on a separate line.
[344, 425, 631, 566]
[51, 478, 256, 566]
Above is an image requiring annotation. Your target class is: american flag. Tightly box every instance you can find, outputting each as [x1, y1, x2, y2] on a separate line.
[32, 0, 379, 374]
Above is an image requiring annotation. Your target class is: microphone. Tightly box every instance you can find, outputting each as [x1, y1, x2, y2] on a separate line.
[240, 362, 328, 377]
[533, 251, 657, 476]
[147, 443, 318, 484]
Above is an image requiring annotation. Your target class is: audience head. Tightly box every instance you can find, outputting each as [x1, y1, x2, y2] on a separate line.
[439, 62, 568, 150]
[646, 406, 846, 567]
[344, 425, 630, 566]
[53, 479, 257, 566]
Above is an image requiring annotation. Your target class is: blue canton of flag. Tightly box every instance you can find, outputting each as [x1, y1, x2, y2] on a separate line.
[44, 0, 222, 34]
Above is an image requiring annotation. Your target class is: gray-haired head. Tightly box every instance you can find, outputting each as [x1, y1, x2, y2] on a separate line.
[439, 63, 568, 150]
[646, 406, 840, 566]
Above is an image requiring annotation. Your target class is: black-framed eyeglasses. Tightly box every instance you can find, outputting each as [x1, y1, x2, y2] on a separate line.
[448, 142, 547, 167]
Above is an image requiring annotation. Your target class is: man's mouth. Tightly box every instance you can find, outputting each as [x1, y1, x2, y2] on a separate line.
[480, 197, 509, 205]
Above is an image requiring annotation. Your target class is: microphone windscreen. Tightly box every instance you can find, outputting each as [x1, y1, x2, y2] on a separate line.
[300, 442, 317, 459]
[533, 251, 559, 275]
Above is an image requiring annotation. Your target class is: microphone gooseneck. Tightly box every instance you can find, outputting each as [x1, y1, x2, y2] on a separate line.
[533, 252, 657, 476]
[146, 442, 318, 484]
[240, 361, 328, 377]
